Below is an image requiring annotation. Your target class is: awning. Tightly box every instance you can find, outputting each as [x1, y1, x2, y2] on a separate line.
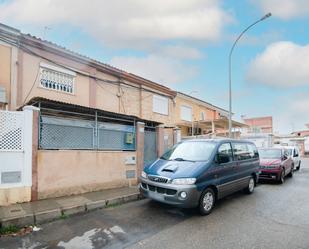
[176, 118, 248, 130]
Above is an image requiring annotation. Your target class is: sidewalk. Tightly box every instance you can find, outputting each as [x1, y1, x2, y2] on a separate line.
[0, 186, 141, 228]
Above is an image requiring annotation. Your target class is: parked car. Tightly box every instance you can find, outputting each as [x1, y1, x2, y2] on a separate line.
[139, 139, 260, 215]
[284, 146, 301, 170]
[258, 148, 294, 183]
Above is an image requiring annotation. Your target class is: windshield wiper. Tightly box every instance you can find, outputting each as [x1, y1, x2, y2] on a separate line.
[172, 157, 195, 162]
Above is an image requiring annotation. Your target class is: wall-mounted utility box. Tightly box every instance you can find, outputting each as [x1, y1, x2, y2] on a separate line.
[125, 155, 136, 165]
[125, 132, 134, 144]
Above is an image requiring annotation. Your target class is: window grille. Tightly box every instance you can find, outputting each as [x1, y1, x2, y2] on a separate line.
[0, 111, 24, 151]
[40, 66, 75, 94]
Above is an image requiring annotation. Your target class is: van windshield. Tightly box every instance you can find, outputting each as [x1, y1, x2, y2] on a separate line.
[258, 149, 282, 159]
[160, 141, 216, 162]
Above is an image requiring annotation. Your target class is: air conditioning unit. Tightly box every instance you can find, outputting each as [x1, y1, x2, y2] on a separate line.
[0, 86, 7, 104]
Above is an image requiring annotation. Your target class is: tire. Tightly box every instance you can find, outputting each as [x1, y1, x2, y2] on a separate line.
[288, 165, 294, 177]
[278, 169, 285, 184]
[244, 176, 255, 194]
[296, 162, 301, 170]
[199, 188, 215, 216]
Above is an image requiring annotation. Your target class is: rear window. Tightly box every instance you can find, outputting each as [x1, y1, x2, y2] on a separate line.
[258, 149, 282, 159]
[160, 141, 216, 162]
[232, 142, 258, 160]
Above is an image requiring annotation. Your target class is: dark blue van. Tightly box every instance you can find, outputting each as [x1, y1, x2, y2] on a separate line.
[139, 139, 260, 215]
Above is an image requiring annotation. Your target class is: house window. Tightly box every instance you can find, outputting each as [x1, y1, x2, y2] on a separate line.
[181, 105, 192, 121]
[200, 112, 205, 121]
[153, 95, 169, 115]
[39, 63, 76, 94]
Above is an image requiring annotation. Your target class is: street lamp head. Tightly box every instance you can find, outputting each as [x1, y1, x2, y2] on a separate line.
[261, 12, 272, 21]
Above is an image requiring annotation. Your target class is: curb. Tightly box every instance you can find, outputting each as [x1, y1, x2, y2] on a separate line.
[0, 192, 142, 228]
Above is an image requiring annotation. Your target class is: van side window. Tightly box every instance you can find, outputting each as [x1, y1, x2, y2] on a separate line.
[232, 143, 251, 160]
[218, 143, 233, 162]
[247, 143, 259, 158]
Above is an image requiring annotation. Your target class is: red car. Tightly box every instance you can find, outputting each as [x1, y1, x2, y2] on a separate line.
[258, 148, 294, 184]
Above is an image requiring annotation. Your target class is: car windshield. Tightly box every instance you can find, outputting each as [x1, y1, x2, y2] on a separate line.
[258, 149, 282, 159]
[160, 141, 216, 162]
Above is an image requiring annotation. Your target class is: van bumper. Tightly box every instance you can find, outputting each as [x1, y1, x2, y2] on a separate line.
[139, 177, 201, 208]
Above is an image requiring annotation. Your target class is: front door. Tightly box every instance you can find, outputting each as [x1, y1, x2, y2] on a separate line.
[144, 127, 157, 167]
[215, 142, 238, 198]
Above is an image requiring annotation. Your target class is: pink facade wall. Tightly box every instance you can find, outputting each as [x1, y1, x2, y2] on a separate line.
[37, 150, 137, 199]
[244, 116, 273, 133]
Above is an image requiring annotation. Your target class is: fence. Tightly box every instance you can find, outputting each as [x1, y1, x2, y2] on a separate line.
[39, 115, 136, 151]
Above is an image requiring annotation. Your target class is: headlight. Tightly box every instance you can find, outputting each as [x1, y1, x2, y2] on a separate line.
[141, 171, 148, 179]
[172, 178, 196, 185]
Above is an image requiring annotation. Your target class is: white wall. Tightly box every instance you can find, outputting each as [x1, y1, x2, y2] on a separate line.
[0, 106, 37, 205]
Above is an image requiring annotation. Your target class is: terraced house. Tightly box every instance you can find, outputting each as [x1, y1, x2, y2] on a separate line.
[175, 92, 246, 138]
[0, 23, 244, 205]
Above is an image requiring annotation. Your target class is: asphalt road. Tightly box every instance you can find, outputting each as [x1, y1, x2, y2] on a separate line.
[1, 159, 309, 249]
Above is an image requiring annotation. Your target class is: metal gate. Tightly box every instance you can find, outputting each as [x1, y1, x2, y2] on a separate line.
[0, 107, 34, 200]
[144, 128, 157, 167]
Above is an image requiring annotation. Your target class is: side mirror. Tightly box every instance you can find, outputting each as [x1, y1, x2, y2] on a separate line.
[282, 154, 288, 160]
[216, 153, 230, 164]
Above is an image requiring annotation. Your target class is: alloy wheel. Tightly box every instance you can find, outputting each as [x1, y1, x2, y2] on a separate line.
[203, 192, 214, 212]
[248, 178, 255, 192]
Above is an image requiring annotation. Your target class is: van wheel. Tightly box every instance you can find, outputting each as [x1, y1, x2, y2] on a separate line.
[278, 169, 285, 184]
[244, 177, 255, 194]
[199, 188, 215, 216]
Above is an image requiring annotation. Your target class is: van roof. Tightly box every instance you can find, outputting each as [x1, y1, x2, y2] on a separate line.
[182, 138, 255, 144]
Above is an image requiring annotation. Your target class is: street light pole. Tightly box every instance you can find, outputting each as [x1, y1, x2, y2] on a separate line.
[228, 13, 271, 138]
[188, 91, 198, 137]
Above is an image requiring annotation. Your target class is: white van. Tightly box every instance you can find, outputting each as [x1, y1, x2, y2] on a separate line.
[284, 146, 301, 170]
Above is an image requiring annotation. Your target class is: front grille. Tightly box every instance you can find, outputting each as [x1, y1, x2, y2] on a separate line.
[148, 175, 169, 183]
[260, 172, 277, 179]
[260, 165, 277, 169]
[142, 183, 177, 195]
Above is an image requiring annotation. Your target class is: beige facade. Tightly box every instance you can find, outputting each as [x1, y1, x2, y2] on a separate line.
[0, 42, 12, 108]
[0, 24, 176, 125]
[174, 92, 229, 137]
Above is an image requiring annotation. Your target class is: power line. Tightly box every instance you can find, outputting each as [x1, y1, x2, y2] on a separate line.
[22, 66, 41, 106]
[0, 32, 174, 100]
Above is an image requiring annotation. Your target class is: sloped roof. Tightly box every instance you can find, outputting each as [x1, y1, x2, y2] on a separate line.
[0, 23, 176, 97]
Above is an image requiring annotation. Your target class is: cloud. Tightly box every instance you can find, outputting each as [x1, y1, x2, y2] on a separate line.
[0, 0, 232, 48]
[156, 45, 203, 60]
[252, 0, 309, 20]
[110, 55, 197, 85]
[247, 41, 309, 87]
[228, 30, 283, 47]
[273, 93, 309, 133]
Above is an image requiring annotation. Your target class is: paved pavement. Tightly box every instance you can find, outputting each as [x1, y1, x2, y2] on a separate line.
[0, 187, 140, 228]
[1, 159, 309, 249]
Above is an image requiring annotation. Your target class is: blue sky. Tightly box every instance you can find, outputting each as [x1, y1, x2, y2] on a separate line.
[1, 0, 309, 133]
